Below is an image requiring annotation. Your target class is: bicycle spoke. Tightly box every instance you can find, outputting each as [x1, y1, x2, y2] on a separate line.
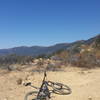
[24, 91, 38, 100]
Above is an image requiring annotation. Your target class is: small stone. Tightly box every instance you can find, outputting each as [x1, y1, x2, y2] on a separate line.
[16, 78, 23, 85]
[88, 96, 92, 100]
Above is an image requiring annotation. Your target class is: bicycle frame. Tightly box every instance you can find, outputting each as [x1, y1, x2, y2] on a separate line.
[36, 71, 51, 100]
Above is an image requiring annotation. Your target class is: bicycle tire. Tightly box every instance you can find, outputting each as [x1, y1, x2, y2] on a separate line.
[24, 91, 50, 100]
[47, 81, 72, 95]
[24, 91, 38, 100]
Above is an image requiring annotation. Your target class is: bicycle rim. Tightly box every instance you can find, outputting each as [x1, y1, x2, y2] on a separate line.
[24, 91, 38, 100]
[48, 81, 72, 95]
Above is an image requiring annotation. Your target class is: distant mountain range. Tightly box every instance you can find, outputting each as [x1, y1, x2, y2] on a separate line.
[0, 34, 99, 57]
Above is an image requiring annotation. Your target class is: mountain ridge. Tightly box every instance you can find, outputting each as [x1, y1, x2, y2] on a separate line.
[0, 34, 99, 57]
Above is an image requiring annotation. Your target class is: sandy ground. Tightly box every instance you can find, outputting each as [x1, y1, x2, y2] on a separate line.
[0, 66, 100, 100]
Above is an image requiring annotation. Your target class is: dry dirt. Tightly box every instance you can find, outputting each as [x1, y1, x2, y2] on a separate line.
[0, 66, 100, 100]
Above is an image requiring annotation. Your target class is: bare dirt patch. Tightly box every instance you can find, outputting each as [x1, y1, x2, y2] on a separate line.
[0, 67, 100, 100]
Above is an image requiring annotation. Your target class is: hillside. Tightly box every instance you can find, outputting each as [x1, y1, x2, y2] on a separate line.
[53, 34, 100, 68]
[0, 43, 69, 56]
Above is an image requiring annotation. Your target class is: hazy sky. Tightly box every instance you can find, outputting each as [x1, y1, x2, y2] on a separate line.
[0, 0, 100, 49]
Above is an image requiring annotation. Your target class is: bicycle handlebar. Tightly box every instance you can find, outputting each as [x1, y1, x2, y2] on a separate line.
[24, 82, 31, 86]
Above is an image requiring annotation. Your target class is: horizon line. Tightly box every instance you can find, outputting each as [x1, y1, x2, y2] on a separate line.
[0, 33, 99, 50]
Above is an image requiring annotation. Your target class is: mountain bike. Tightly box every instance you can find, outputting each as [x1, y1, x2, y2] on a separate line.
[24, 71, 72, 100]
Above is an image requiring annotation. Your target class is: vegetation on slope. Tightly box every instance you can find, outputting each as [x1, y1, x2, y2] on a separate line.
[0, 34, 100, 69]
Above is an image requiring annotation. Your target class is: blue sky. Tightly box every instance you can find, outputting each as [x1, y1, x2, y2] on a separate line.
[0, 0, 100, 49]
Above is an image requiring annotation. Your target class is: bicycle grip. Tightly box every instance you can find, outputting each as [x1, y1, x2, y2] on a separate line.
[24, 82, 31, 86]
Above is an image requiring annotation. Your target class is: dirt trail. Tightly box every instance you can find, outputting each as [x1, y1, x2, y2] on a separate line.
[0, 67, 100, 100]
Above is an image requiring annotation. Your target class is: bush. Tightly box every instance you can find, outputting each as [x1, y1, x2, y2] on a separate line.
[72, 52, 97, 68]
[46, 63, 62, 71]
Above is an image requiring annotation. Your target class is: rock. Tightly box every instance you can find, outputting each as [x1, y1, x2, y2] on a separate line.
[16, 78, 23, 85]
[88, 96, 92, 100]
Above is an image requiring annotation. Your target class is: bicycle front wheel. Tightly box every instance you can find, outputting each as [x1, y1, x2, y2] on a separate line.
[24, 91, 38, 100]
